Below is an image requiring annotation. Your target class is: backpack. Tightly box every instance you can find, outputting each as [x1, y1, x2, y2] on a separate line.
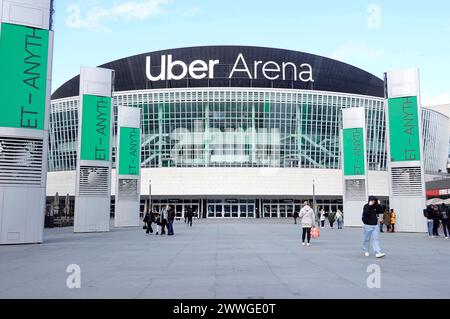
[423, 208, 429, 219]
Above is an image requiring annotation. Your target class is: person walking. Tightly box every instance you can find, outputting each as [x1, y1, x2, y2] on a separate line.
[431, 205, 441, 237]
[328, 210, 336, 228]
[160, 205, 168, 235]
[378, 213, 384, 233]
[439, 203, 450, 239]
[362, 196, 386, 258]
[320, 209, 326, 228]
[383, 209, 391, 232]
[293, 211, 299, 224]
[186, 208, 193, 227]
[389, 209, 396, 233]
[299, 201, 316, 246]
[144, 209, 154, 234]
[168, 206, 175, 236]
[155, 213, 161, 235]
[336, 209, 343, 229]
[424, 205, 434, 237]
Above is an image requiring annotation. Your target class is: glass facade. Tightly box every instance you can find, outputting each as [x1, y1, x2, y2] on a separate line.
[49, 88, 388, 172]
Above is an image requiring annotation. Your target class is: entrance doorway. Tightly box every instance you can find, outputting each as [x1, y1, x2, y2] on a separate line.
[207, 199, 255, 218]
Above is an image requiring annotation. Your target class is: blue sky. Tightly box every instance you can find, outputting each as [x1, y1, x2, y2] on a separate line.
[52, 0, 450, 106]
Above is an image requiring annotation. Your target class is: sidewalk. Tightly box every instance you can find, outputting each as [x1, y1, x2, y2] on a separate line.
[0, 220, 449, 298]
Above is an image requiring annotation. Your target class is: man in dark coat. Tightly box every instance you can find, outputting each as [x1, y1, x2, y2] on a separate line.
[167, 206, 175, 236]
[361, 196, 385, 258]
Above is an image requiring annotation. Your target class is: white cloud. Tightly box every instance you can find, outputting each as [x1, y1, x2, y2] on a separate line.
[66, 0, 171, 32]
[330, 43, 384, 63]
[181, 6, 201, 17]
[421, 93, 450, 107]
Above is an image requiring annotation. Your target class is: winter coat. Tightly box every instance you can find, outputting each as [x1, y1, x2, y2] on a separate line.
[383, 211, 391, 225]
[299, 205, 316, 227]
[328, 212, 336, 222]
[362, 202, 383, 225]
[439, 206, 449, 220]
[390, 211, 396, 224]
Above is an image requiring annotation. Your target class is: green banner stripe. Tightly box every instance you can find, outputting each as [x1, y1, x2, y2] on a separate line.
[119, 127, 140, 175]
[0, 23, 49, 130]
[387, 96, 421, 162]
[80, 95, 112, 161]
[343, 127, 365, 176]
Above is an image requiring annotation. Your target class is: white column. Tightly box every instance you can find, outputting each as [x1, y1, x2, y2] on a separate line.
[342, 107, 369, 227]
[114, 106, 141, 227]
[385, 68, 426, 232]
[0, 0, 54, 244]
[74, 67, 114, 233]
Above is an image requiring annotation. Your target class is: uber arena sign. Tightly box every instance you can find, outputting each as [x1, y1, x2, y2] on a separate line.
[146, 53, 314, 82]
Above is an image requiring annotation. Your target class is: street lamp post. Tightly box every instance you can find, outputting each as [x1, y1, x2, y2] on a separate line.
[148, 179, 152, 212]
[312, 179, 317, 218]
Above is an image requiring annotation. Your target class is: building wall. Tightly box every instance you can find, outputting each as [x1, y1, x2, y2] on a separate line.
[47, 168, 389, 197]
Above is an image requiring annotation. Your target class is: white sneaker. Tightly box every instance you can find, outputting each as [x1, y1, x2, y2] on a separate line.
[302, 242, 306, 246]
[375, 252, 386, 258]
[364, 252, 369, 257]
[445, 237, 449, 240]
[306, 243, 310, 246]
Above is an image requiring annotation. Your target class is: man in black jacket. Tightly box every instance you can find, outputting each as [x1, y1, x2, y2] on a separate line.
[362, 196, 386, 258]
[167, 206, 175, 236]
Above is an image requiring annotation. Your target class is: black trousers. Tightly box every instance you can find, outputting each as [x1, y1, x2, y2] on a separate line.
[433, 219, 440, 236]
[145, 222, 153, 234]
[161, 220, 167, 234]
[391, 224, 395, 232]
[320, 220, 325, 227]
[329, 221, 334, 228]
[442, 219, 450, 237]
[302, 227, 311, 243]
[188, 218, 192, 227]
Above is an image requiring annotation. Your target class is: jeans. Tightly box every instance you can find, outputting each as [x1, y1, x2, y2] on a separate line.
[379, 223, 384, 232]
[337, 220, 343, 229]
[302, 227, 311, 243]
[427, 220, 434, 236]
[168, 220, 174, 235]
[362, 224, 382, 254]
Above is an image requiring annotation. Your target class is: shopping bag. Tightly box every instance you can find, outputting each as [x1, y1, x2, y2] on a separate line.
[310, 226, 320, 238]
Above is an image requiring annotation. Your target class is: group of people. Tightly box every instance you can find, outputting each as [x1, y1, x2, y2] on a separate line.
[143, 206, 195, 236]
[378, 208, 396, 233]
[294, 207, 344, 229]
[296, 197, 387, 258]
[424, 203, 450, 239]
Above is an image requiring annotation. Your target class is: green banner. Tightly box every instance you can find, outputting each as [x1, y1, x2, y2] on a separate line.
[388, 96, 421, 162]
[0, 23, 49, 129]
[119, 127, 140, 175]
[80, 95, 112, 161]
[343, 127, 365, 176]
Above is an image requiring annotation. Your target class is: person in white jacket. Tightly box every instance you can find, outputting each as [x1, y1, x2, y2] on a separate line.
[299, 201, 316, 246]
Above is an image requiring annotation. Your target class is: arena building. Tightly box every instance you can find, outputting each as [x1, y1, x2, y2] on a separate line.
[48, 46, 449, 218]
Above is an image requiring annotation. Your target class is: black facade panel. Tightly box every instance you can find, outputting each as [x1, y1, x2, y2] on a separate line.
[52, 45, 384, 99]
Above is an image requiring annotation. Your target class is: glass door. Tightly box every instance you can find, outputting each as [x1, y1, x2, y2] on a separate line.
[271, 205, 278, 218]
[240, 204, 247, 218]
[279, 205, 286, 218]
[224, 205, 231, 218]
[231, 205, 238, 218]
[175, 205, 183, 219]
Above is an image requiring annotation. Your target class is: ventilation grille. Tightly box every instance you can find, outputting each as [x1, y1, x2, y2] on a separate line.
[391, 167, 423, 197]
[0, 137, 44, 186]
[344, 179, 366, 201]
[118, 179, 138, 201]
[79, 166, 110, 196]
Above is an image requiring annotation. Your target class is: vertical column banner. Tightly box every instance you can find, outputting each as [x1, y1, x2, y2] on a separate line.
[114, 106, 141, 227]
[385, 68, 426, 232]
[0, 0, 54, 245]
[74, 67, 114, 233]
[341, 107, 369, 227]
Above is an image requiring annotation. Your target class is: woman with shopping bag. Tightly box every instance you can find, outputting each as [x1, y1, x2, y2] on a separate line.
[299, 201, 317, 246]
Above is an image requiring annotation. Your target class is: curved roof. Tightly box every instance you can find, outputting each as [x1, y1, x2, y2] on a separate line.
[52, 45, 384, 99]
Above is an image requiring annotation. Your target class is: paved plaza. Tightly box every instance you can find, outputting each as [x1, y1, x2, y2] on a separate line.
[1, 219, 449, 299]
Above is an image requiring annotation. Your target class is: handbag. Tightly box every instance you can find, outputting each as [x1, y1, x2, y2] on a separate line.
[310, 226, 320, 238]
[143, 224, 147, 229]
